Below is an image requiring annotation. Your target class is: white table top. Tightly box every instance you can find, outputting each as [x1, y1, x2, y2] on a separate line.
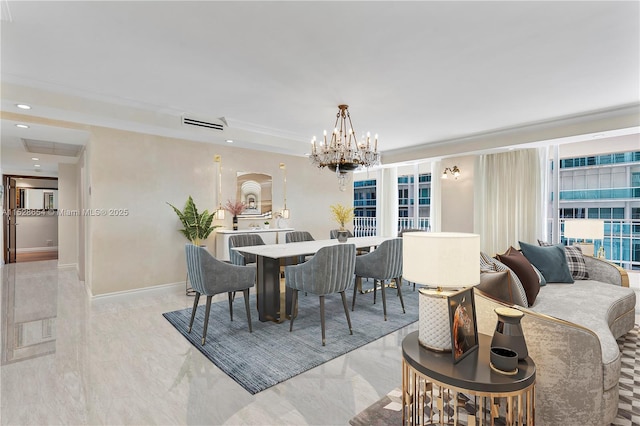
[216, 227, 294, 234]
[231, 236, 394, 259]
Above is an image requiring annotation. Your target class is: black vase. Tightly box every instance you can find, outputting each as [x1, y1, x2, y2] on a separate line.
[233, 215, 238, 230]
[491, 307, 528, 361]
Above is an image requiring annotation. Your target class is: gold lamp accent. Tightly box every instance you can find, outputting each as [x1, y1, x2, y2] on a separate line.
[214, 155, 225, 220]
[309, 104, 380, 191]
[279, 162, 290, 219]
[441, 165, 461, 180]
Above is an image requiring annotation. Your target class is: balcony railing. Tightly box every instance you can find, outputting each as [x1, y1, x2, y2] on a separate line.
[353, 216, 431, 237]
[559, 187, 640, 201]
[547, 219, 640, 270]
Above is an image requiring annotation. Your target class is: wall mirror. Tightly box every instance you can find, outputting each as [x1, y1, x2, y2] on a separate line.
[236, 172, 272, 219]
[16, 188, 58, 210]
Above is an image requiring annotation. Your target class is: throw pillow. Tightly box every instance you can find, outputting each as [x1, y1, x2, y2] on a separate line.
[479, 252, 529, 307]
[531, 264, 547, 287]
[496, 247, 541, 306]
[537, 240, 588, 280]
[520, 241, 575, 283]
[476, 270, 513, 304]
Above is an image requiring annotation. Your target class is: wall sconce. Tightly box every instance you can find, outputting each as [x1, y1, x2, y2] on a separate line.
[441, 165, 461, 180]
[280, 163, 290, 219]
[214, 155, 225, 220]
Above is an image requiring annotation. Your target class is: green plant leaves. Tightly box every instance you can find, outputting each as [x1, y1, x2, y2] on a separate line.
[167, 196, 219, 244]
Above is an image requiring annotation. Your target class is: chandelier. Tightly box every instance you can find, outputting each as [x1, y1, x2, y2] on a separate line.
[309, 104, 380, 191]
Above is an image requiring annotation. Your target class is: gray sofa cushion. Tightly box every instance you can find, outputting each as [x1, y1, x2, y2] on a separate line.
[480, 252, 529, 307]
[520, 241, 574, 283]
[538, 240, 589, 280]
[528, 280, 636, 390]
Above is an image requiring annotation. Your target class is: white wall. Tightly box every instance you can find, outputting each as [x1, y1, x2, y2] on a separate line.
[440, 155, 476, 232]
[86, 126, 350, 295]
[15, 214, 58, 250]
[58, 163, 78, 267]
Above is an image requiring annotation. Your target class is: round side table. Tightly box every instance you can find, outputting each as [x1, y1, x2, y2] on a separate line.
[402, 331, 536, 425]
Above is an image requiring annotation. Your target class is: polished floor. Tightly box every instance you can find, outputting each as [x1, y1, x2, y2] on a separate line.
[15, 250, 58, 263]
[0, 260, 414, 425]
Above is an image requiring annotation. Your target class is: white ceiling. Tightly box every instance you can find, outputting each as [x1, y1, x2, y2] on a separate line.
[1, 1, 639, 175]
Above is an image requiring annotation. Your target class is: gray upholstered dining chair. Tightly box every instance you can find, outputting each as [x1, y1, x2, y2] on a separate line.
[285, 231, 315, 264]
[285, 231, 315, 243]
[185, 244, 256, 345]
[228, 234, 265, 266]
[285, 243, 356, 346]
[330, 229, 370, 254]
[353, 238, 405, 321]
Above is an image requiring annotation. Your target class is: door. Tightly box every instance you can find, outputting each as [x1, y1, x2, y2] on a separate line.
[3, 177, 17, 263]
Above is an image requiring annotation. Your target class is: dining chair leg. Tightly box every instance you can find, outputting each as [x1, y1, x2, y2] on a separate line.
[381, 279, 388, 321]
[289, 289, 298, 332]
[228, 292, 234, 321]
[188, 293, 200, 333]
[242, 289, 252, 332]
[340, 291, 353, 335]
[373, 279, 377, 305]
[352, 276, 360, 311]
[319, 295, 326, 346]
[202, 295, 213, 345]
[396, 277, 406, 313]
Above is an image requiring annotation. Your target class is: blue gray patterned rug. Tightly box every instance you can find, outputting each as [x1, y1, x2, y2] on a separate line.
[163, 281, 418, 394]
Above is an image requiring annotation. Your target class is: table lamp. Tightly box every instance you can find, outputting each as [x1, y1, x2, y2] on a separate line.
[564, 219, 604, 257]
[403, 232, 480, 351]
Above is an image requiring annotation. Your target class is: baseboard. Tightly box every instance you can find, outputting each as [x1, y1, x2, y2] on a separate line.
[90, 281, 185, 299]
[16, 246, 58, 253]
[57, 262, 78, 270]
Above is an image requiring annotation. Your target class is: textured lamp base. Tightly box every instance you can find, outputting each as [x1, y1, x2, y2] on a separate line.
[418, 288, 456, 352]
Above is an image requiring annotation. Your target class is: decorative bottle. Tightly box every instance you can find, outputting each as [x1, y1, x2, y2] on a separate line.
[491, 307, 528, 361]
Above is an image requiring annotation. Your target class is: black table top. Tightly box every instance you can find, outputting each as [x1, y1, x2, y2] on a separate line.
[402, 331, 536, 393]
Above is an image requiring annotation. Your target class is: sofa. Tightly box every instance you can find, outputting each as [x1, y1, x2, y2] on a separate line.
[474, 249, 635, 426]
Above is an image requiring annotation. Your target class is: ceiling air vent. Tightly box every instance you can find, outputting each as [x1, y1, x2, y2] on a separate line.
[22, 139, 84, 157]
[182, 115, 224, 131]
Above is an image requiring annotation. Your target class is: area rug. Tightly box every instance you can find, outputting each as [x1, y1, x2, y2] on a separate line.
[349, 325, 640, 426]
[163, 281, 418, 394]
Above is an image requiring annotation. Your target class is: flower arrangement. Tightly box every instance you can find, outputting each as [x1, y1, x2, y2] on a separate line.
[224, 200, 246, 216]
[330, 204, 355, 230]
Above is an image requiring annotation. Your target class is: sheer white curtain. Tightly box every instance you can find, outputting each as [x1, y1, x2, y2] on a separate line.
[474, 148, 547, 254]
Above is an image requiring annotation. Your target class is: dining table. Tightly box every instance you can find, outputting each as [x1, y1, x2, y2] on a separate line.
[231, 236, 393, 322]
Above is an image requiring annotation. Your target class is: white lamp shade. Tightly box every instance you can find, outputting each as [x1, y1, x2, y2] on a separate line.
[403, 232, 480, 289]
[564, 219, 604, 240]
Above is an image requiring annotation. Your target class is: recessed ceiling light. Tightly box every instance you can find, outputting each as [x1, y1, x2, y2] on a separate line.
[31, 157, 39, 161]
[34, 164, 41, 167]
[15, 124, 29, 129]
[16, 104, 31, 110]
[225, 139, 233, 143]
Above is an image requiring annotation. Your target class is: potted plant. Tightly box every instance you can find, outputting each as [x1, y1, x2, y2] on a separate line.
[224, 200, 246, 230]
[167, 196, 219, 246]
[330, 203, 354, 242]
[263, 221, 270, 229]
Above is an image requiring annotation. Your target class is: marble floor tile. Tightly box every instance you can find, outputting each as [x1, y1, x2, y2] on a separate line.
[1, 261, 411, 425]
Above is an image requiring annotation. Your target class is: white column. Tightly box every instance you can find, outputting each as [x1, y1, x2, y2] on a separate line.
[379, 167, 399, 237]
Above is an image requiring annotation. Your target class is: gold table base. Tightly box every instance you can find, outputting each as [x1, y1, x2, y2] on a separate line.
[402, 359, 535, 425]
